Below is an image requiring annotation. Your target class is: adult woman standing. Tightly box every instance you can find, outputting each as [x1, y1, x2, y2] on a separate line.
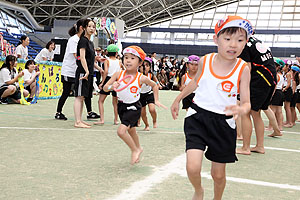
[73, 18, 97, 128]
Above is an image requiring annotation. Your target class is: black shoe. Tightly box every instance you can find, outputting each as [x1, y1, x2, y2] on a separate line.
[55, 112, 68, 120]
[27, 97, 33, 102]
[0, 98, 8, 104]
[87, 111, 100, 119]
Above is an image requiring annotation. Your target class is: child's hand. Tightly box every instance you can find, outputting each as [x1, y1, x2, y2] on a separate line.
[79, 72, 89, 80]
[36, 72, 40, 77]
[18, 71, 24, 78]
[170, 101, 179, 120]
[155, 101, 168, 110]
[224, 105, 242, 120]
[112, 81, 120, 91]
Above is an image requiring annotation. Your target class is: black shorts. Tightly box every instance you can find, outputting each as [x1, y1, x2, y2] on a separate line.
[74, 72, 93, 98]
[250, 85, 275, 111]
[283, 87, 293, 102]
[297, 89, 300, 103]
[118, 101, 142, 128]
[182, 93, 195, 109]
[0, 84, 20, 101]
[184, 103, 237, 163]
[270, 89, 284, 106]
[140, 91, 155, 107]
[61, 75, 75, 83]
[99, 76, 117, 97]
[290, 92, 298, 107]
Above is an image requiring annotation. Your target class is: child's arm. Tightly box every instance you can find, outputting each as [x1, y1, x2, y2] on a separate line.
[140, 75, 167, 109]
[171, 57, 204, 119]
[25, 71, 40, 86]
[152, 75, 162, 89]
[79, 48, 89, 80]
[103, 71, 120, 92]
[99, 59, 109, 89]
[283, 73, 291, 91]
[179, 74, 186, 91]
[224, 65, 251, 120]
[292, 80, 296, 94]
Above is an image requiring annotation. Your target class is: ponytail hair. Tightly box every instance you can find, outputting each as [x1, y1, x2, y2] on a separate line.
[17, 35, 28, 46]
[68, 19, 85, 36]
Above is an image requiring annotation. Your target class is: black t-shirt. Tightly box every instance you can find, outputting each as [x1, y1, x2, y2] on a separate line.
[76, 36, 95, 74]
[239, 36, 277, 87]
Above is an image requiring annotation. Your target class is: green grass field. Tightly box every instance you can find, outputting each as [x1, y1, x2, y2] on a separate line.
[1, 90, 300, 200]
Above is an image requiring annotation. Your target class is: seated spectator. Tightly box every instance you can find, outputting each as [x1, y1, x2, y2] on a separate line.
[169, 67, 177, 90]
[35, 41, 55, 62]
[15, 35, 30, 59]
[23, 60, 40, 102]
[157, 68, 169, 90]
[0, 55, 27, 104]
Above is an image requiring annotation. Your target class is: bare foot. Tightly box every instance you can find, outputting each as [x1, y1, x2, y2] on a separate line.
[265, 127, 273, 131]
[82, 121, 91, 126]
[268, 132, 283, 137]
[143, 126, 150, 131]
[236, 148, 251, 155]
[131, 148, 143, 165]
[283, 124, 293, 128]
[192, 189, 204, 200]
[94, 120, 104, 125]
[297, 120, 300, 122]
[250, 146, 265, 154]
[153, 122, 157, 128]
[137, 123, 141, 127]
[113, 120, 119, 125]
[74, 122, 91, 128]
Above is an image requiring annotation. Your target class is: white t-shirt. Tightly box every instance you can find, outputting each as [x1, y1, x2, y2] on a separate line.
[15, 45, 28, 59]
[23, 69, 36, 87]
[35, 48, 54, 62]
[0, 68, 17, 87]
[61, 35, 80, 78]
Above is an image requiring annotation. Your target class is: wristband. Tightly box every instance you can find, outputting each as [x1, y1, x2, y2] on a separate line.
[156, 81, 159, 84]
[108, 85, 113, 91]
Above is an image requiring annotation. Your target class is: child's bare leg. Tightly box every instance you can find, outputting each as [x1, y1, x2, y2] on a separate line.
[30, 83, 36, 98]
[283, 101, 293, 127]
[236, 113, 252, 155]
[264, 107, 281, 136]
[211, 162, 226, 200]
[94, 94, 106, 124]
[250, 110, 265, 154]
[186, 149, 204, 200]
[117, 124, 139, 164]
[148, 103, 157, 128]
[141, 107, 150, 130]
[291, 107, 296, 126]
[113, 96, 119, 124]
[276, 106, 284, 131]
[128, 127, 143, 163]
[235, 116, 243, 140]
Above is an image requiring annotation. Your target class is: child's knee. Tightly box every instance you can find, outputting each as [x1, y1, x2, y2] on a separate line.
[186, 164, 201, 177]
[211, 170, 226, 182]
[117, 130, 126, 137]
[8, 85, 16, 94]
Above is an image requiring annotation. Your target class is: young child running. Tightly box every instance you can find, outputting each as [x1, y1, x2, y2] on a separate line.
[103, 46, 166, 164]
[95, 44, 123, 125]
[139, 57, 160, 131]
[180, 55, 199, 110]
[171, 16, 252, 200]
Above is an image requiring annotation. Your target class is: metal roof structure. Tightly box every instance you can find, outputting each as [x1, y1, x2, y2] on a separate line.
[3, 0, 238, 31]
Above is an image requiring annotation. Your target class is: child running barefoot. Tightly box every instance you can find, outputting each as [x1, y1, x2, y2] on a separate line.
[171, 16, 252, 200]
[139, 57, 161, 131]
[180, 55, 199, 110]
[103, 46, 166, 164]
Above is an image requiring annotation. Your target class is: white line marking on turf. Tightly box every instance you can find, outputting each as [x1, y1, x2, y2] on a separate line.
[107, 153, 300, 200]
[106, 154, 186, 200]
